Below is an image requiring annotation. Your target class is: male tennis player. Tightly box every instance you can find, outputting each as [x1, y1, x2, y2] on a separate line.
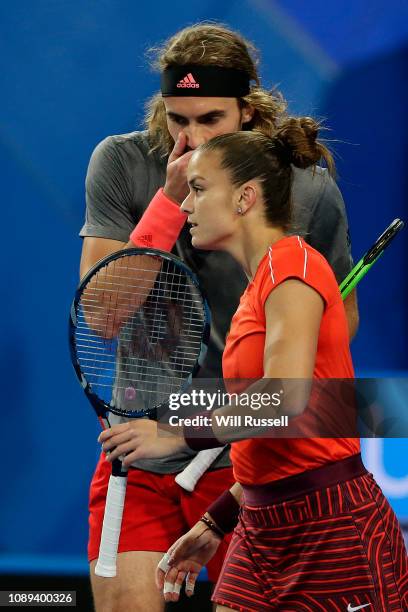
[80, 22, 359, 611]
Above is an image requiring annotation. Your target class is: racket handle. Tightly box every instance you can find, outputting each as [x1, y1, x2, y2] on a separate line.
[175, 448, 225, 492]
[95, 473, 128, 577]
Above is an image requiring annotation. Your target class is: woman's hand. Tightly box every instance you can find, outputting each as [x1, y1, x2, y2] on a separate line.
[98, 420, 187, 467]
[156, 520, 222, 602]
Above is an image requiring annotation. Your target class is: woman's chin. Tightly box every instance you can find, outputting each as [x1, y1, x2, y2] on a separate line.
[191, 236, 210, 250]
[192, 236, 225, 252]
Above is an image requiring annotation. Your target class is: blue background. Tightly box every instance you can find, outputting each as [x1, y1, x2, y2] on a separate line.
[1, 0, 407, 574]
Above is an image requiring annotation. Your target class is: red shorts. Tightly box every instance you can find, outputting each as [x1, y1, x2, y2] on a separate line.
[88, 453, 235, 582]
[213, 456, 408, 611]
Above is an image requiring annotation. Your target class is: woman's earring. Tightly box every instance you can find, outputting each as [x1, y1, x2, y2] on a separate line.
[237, 207, 243, 215]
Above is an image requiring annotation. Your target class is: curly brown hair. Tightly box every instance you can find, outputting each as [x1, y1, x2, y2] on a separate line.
[144, 22, 288, 156]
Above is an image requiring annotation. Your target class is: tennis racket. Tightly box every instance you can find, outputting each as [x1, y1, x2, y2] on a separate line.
[339, 218, 404, 298]
[176, 218, 405, 492]
[69, 247, 211, 577]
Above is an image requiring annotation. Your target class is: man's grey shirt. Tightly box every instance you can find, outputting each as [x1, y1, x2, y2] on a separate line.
[81, 131, 353, 473]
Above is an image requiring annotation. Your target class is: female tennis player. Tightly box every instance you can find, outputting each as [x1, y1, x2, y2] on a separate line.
[100, 120, 408, 610]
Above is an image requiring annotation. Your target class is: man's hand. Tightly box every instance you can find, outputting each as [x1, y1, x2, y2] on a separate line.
[163, 132, 194, 203]
[98, 420, 186, 466]
[155, 521, 222, 602]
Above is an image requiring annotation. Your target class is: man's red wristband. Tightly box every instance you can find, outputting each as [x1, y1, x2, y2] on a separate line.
[129, 188, 187, 251]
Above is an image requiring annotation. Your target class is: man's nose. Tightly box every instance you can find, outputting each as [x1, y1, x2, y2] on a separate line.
[184, 125, 207, 149]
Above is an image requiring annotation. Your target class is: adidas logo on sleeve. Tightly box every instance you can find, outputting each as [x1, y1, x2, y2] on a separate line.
[137, 234, 153, 246]
[177, 73, 200, 88]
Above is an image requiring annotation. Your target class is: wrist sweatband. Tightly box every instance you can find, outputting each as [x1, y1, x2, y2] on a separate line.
[206, 490, 240, 535]
[183, 411, 224, 451]
[129, 188, 187, 251]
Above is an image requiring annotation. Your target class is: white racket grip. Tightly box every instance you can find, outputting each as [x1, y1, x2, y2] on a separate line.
[175, 448, 225, 492]
[95, 473, 128, 577]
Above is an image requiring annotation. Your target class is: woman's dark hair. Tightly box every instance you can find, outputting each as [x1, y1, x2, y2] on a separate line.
[199, 117, 334, 231]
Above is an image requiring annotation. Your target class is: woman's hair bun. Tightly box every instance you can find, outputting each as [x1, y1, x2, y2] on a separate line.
[272, 117, 334, 174]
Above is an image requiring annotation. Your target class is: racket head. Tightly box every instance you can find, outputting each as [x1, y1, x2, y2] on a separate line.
[339, 218, 404, 298]
[363, 218, 404, 264]
[69, 247, 211, 420]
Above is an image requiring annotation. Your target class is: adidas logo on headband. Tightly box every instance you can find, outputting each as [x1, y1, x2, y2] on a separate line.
[177, 73, 200, 89]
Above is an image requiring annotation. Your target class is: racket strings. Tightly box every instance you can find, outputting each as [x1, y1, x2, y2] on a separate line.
[74, 254, 206, 415]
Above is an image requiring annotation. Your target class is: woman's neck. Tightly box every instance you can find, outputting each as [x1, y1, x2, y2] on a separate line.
[227, 224, 287, 280]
